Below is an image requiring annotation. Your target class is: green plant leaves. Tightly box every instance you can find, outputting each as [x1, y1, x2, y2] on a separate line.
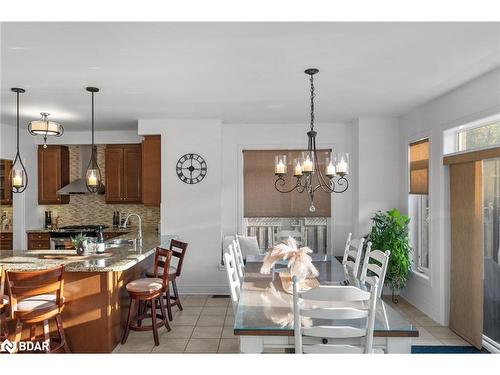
[368, 209, 412, 291]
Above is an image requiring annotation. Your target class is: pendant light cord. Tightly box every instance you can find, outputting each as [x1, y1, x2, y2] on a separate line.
[16, 91, 20, 154]
[309, 73, 315, 132]
[91, 91, 95, 147]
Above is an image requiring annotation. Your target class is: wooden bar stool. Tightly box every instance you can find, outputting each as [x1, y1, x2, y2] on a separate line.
[145, 240, 188, 319]
[122, 247, 172, 346]
[0, 265, 9, 341]
[6, 265, 70, 353]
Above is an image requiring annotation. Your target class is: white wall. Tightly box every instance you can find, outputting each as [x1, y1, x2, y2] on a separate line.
[399, 67, 500, 325]
[352, 117, 401, 237]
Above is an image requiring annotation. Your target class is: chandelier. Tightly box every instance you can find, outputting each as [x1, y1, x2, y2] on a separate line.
[274, 68, 349, 212]
[28, 112, 64, 148]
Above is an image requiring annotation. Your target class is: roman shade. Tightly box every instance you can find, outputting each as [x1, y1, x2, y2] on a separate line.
[409, 138, 429, 194]
[243, 150, 331, 217]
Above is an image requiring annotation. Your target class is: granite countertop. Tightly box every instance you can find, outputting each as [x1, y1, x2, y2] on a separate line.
[26, 227, 136, 233]
[0, 231, 176, 272]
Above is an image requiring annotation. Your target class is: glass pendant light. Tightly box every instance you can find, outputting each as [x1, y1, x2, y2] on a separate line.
[85, 86, 103, 193]
[9, 88, 28, 193]
[28, 112, 64, 148]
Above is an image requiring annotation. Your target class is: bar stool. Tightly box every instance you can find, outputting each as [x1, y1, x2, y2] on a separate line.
[0, 265, 9, 341]
[6, 265, 70, 353]
[122, 247, 172, 346]
[145, 240, 188, 319]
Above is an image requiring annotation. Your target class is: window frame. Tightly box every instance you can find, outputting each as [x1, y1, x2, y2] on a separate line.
[416, 194, 429, 274]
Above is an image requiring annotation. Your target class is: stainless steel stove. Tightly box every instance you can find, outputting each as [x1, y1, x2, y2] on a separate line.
[49, 225, 108, 249]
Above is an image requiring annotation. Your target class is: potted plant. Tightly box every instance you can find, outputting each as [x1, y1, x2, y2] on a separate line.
[71, 233, 88, 256]
[368, 208, 412, 302]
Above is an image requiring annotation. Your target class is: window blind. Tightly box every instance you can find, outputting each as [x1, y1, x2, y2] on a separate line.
[409, 139, 429, 195]
[243, 150, 331, 217]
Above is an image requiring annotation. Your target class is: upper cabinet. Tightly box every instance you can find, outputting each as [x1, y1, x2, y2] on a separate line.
[0, 159, 13, 205]
[142, 135, 161, 206]
[38, 145, 70, 204]
[105, 144, 142, 203]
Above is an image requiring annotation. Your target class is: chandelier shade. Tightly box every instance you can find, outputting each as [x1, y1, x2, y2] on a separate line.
[273, 69, 349, 212]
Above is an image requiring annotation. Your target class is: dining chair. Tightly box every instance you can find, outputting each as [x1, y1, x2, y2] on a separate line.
[122, 247, 172, 346]
[359, 244, 391, 298]
[6, 265, 70, 353]
[232, 239, 245, 280]
[236, 234, 260, 257]
[224, 247, 241, 314]
[293, 275, 380, 354]
[0, 265, 9, 341]
[342, 233, 366, 278]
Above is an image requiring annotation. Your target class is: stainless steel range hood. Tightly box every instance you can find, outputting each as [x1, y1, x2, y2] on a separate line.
[57, 145, 104, 195]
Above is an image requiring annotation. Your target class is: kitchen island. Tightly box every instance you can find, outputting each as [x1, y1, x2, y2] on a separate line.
[0, 230, 175, 353]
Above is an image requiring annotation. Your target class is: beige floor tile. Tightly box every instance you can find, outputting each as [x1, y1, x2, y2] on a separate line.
[222, 326, 236, 338]
[197, 315, 226, 326]
[202, 306, 228, 316]
[224, 315, 235, 327]
[184, 295, 209, 300]
[174, 306, 203, 316]
[218, 338, 240, 353]
[414, 326, 434, 338]
[184, 338, 220, 353]
[115, 336, 155, 353]
[205, 298, 230, 307]
[162, 325, 195, 339]
[412, 337, 442, 346]
[170, 315, 200, 326]
[413, 315, 441, 327]
[151, 338, 189, 353]
[182, 299, 208, 307]
[226, 308, 235, 316]
[439, 338, 471, 346]
[191, 326, 223, 339]
[426, 326, 460, 339]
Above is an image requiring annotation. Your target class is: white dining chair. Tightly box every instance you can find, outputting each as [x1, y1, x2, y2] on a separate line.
[293, 275, 380, 354]
[224, 248, 241, 313]
[232, 239, 245, 280]
[236, 234, 260, 257]
[342, 233, 365, 278]
[359, 244, 391, 298]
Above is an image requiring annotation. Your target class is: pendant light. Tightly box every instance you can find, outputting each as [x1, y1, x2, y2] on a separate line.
[85, 86, 103, 193]
[9, 88, 28, 193]
[273, 69, 349, 212]
[28, 112, 64, 148]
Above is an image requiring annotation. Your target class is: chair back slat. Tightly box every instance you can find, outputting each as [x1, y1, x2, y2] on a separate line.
[224, 248, 241, 313]
[342, 233, 365, 278]
[153, 247, 173, 288]
[360, 246, 391, 298]
[170, 240, 188, 276]
[0, 265, 4, 296]
[10, 281, 62, 297]
[294, 275, 379, 354]
[232, 239, 244, 280]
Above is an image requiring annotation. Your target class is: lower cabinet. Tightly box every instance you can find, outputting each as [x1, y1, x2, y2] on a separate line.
[27, 232, 50, 250]
[0, 232, 13, 250]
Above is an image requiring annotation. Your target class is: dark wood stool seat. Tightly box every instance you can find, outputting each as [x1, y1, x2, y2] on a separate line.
[145, 240, 188, 321]
[122, 247, 173, 346]
[6, 265, 70, 353]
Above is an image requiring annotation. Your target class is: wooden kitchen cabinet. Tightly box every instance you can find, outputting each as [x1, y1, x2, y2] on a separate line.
[105, 144, 142, 203]
[0, 231, 13, 250]
[141, 135, 161, 206]
[27, 231, 50, 250]
[38, 145, 70, 204]
[0, 159, 12, 205]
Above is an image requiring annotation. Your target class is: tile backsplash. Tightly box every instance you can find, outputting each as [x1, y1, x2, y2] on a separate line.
[1, 206, 13, 231]
[40, 144, 160, 228]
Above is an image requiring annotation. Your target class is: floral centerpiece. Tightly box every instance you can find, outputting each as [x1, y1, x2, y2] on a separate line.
[260, 237, 319, 288]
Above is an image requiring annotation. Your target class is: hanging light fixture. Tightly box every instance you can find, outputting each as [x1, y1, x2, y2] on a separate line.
[85, 86, 103, 193]
[9, 88, 28, 193]
[28, 112, 64, 148]
[274, 68, 349, 212]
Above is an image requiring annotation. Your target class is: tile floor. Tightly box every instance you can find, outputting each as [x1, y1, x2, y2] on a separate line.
[113, 294, 470, 353]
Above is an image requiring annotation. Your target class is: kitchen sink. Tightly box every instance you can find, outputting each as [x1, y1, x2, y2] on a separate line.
[105, 238, 136, 248]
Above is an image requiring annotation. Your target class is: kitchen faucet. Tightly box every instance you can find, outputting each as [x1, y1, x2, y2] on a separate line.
[122, 213, 142, 246]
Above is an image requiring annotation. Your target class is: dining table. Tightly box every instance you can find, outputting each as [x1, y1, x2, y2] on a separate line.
[233, 254, 419, 353]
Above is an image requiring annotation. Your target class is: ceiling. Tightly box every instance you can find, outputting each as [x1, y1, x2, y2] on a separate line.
[1, 22, 500, 131]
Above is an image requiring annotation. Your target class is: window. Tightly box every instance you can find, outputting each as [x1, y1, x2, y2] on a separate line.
[408, 139, 430, 275]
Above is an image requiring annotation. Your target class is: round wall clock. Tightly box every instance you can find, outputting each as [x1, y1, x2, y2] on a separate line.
[176, 153, 207, 184]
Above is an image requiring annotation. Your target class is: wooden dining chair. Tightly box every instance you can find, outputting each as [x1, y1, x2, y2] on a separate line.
[342, 233, 366, 279]
[293, 275, 380, 354]
[359, 245, 390, 298]
[6, 265, 70, 353]
[122, 247, 172, 346]
[224, 248, 241, 313]
[232, 239, 245, 280]
[0, 265, 9, 341]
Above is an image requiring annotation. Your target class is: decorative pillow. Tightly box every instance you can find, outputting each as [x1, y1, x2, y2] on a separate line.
[236, 235, 260, 258]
